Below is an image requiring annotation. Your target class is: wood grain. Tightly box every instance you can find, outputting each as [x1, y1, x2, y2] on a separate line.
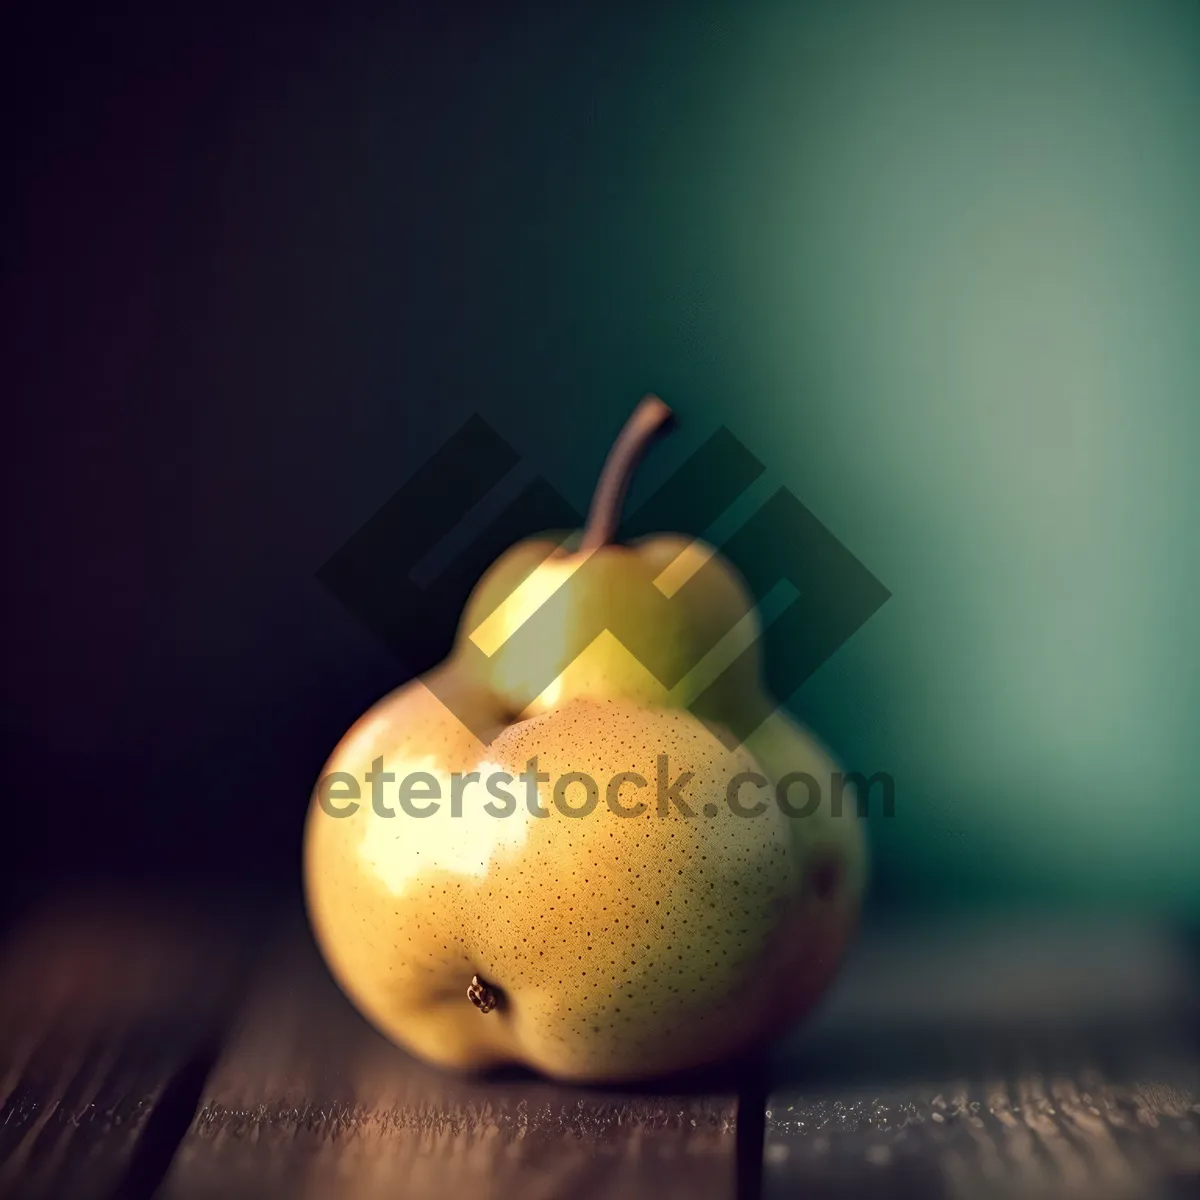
[3, 898, 1196, 1200]
[158, 919, 739, 1200]
[0, 891, 257, 1200]
[763, 919, 1200, 1199]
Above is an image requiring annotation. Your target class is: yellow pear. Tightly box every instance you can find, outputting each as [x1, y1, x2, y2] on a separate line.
[304, 397, 867, 1081]
[449, 398, 761, 726]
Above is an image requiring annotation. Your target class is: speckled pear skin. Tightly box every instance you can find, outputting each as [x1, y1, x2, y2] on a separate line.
[472, 701, 791, 1078]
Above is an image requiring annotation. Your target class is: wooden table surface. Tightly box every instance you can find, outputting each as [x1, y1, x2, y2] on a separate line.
[1, 892, 1197, 1200]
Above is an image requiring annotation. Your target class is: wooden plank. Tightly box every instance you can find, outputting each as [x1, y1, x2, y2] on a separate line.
[159, 917, 739, 1200]
[763, 1071, 1200, 1199]
[0, 891, 260, 1200]
[763, 918, 1200, 1199]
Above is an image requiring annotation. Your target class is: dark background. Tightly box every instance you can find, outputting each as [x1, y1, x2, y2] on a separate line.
[5, 0, 1200, 924]
[3, 1, 738, 911]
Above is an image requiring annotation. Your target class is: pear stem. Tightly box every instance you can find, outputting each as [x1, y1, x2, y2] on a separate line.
[579, 394, 674, 553]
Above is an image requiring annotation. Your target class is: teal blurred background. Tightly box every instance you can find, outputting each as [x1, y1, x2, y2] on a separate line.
[452, 0, 1200, 913]
[6, 0, 1199, 915]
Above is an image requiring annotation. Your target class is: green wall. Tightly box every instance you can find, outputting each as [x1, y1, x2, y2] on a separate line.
[439, 0, 1200, 912]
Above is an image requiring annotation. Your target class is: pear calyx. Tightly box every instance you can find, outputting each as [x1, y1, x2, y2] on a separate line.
[467, 974, 500, 1014]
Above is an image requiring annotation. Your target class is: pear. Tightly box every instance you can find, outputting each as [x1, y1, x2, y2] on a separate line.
[304, 397, 866, 1081]
[447, 397, 761, 729]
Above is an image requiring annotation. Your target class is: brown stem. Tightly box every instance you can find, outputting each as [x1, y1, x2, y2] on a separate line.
[579, 394, 674, 553]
